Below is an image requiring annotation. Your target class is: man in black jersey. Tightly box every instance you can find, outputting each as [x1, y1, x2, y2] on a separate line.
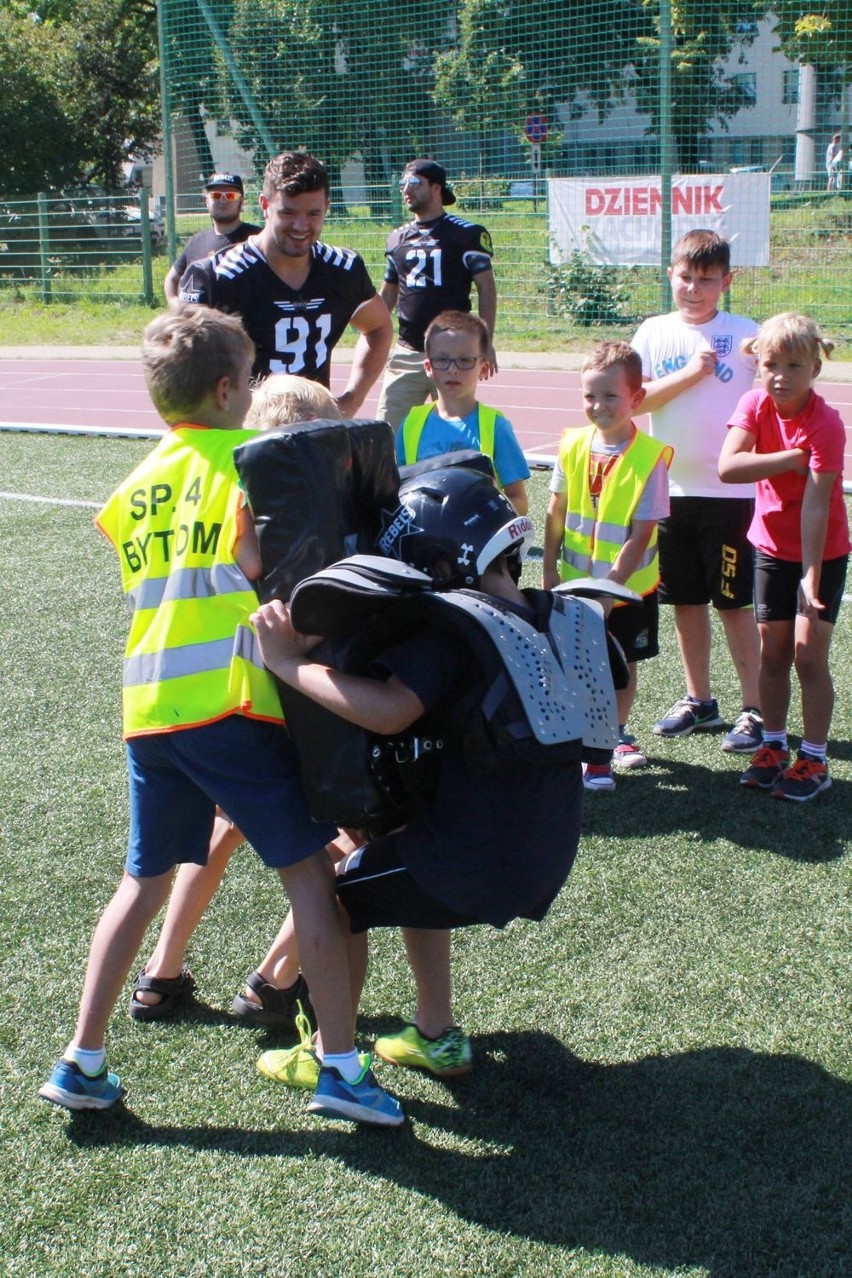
[179, 153, 392, 414]
[377, 158, 497, 430]
[163, 173, 261, 301]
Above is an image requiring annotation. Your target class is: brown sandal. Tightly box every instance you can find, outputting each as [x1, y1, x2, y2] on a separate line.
[128, 968, 195, 1021]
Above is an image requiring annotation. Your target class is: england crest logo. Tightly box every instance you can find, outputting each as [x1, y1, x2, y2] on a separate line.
[711, 335, 732, 357]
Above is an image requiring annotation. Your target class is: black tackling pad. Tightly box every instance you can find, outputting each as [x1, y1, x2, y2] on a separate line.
[234, 418, 400, 603]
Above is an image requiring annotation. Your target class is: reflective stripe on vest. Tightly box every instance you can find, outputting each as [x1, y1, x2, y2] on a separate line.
[401, 403, 501, 485]
[97, 427, 283, 736]
[558, 426, 673, 597]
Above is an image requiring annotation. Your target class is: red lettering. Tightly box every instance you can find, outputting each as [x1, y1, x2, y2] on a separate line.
[672, 187, 693, 214]
[586, 189, 605, 215]
[606, 188, 622, 214]
[707, 185, 724, 212]
[633, 187, 648, 215]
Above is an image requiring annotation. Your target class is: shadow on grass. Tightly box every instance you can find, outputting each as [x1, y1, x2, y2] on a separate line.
[65, 1034, 850, 1278]
[582, 758, 849, 861]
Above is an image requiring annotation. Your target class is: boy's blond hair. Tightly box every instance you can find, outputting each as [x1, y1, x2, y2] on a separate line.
[580, 340, 643, 392]
[245, 374, 343, 430]
[741, 312, 834, 364]
[143, 305, 254, 424]
[671, 229, 730, 275]
[424, 310, 489, 358]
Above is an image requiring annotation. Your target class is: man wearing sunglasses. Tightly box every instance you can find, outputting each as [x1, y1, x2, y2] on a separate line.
[377, 158, 497, 431]
[163, 173, 261, 301]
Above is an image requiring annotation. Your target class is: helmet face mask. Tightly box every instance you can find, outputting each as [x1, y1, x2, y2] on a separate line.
[378, 467, 534, 590]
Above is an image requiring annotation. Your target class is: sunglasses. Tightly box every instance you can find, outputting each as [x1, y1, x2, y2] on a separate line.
[208, 190, 241, 201]
[399, 175, 425, 190]
[429, 355, 481, 371]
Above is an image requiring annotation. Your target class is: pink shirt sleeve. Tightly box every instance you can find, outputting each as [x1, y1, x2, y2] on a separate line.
[727, 388, 762, 434]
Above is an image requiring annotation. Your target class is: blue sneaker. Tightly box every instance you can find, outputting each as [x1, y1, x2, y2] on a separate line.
[39, 1059, 124, 1111]
[653, 697, 723, 737]
[307, 1059, 404, 1127]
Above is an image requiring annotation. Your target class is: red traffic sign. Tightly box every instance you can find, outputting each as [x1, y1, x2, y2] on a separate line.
[524, 113, 549, 143]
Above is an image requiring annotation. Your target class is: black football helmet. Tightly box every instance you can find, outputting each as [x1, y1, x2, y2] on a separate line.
[377, 466, 535, 589]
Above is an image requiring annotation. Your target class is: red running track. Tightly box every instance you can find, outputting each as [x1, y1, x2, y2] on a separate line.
[1, 355, 851, 478]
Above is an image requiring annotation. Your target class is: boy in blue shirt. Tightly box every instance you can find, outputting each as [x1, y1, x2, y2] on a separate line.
[396, 310, 529, 514]
[38, 307, 403, 1127]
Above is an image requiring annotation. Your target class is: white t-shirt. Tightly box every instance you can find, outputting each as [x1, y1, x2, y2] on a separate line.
[632, 310, 758, 498]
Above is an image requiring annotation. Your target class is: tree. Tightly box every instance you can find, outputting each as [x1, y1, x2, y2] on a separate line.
[0, 11, 75, 194]
[432, 0, 763, 174]
[0, 0, 160, 195]
[769, 3, 852, 133]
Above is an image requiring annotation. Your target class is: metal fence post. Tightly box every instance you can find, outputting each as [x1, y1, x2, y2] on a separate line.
[658, 0, 673, 312]
[139, 188, 155, 305]
[37, 193, 51, 304]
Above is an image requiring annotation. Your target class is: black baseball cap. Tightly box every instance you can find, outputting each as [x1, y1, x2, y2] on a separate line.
[403, 159, 456, 205]
[205, 172, 244, 193]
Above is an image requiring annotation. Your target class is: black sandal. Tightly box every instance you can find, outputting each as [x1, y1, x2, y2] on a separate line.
[128, 968, 195, 1022]
[231, 971, 314, 1030]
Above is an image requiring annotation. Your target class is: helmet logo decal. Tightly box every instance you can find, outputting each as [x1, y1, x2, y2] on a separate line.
[377, 502, 420, 557]
[458, 542, 474, 566]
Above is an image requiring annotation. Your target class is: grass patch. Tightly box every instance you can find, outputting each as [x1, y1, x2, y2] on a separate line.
[1, 435, 850, 1277]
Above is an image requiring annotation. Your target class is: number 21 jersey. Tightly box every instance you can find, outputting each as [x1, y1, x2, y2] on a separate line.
[385, 214, 494, 352]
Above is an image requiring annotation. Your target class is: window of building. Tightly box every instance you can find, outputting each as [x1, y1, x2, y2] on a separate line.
[733, 73, 757, 105]
[782, 70, 799, 105]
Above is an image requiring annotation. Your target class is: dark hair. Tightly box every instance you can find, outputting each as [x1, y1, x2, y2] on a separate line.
[262, 152, 329, 200]
[671, 229, 730, 274]
[580, 340, 643, 392]
[142, 306, 254, 423]
[424, 310, 489, 359]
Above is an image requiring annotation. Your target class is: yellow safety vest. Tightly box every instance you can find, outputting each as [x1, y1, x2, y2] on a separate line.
[97, 425, 284, 737]
[558, 426, 673, 597]
[401, 403, 501, 485]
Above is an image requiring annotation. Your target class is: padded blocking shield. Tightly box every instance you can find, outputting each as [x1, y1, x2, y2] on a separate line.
[233, 418, 400, 603]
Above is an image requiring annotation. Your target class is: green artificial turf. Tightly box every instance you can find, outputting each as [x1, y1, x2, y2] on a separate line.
[1, 435, 849, 1277]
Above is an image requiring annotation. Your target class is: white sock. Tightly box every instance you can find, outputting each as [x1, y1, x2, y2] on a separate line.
[800, 739, 827, 761]
[66, 1043, 106, 1076]
[323, 1050, 363, 1083]
[763, 730, 788, 751]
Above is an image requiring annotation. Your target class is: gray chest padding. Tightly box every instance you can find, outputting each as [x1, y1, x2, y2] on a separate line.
[431, 589, 617, 752]
[290, 555, 618, 757]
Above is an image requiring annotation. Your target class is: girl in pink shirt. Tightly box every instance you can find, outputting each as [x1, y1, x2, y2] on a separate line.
[719, 313, 849, 802]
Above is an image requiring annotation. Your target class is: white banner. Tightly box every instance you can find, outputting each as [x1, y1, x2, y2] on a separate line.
[549, 173, 770, 267]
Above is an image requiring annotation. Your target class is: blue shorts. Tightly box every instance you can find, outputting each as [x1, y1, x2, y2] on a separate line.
[126, 715, 337, 878]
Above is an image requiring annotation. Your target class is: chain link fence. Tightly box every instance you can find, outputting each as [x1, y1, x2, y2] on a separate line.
[4, 2, 852, 348]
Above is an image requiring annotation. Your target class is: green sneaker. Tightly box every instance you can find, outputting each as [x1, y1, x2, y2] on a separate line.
[257, 1003, 371, 1090]
[374, 1023, 472, 1077]
[257, 1001, 320, 1089]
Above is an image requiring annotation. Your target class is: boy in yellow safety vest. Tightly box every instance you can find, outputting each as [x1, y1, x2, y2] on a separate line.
[39, 307, 403, 1127]
[396, 310, 529, 514]
[543, 341, 673, 792]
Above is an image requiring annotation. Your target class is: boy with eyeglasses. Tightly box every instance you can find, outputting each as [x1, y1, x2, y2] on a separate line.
[396, 311, 529, 514]
[377, 159, 497, 431]
[163, 173, 260, 301]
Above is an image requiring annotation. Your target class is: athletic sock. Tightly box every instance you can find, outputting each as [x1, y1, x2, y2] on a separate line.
[800, 740, 827, 761]
[65, 1044, 107, 1077]
[763, 730, 788, 751]
[323, 1050, 363, 1083]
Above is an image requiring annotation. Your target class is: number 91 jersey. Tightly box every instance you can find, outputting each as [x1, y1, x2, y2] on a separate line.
[178, 239, 377, 383]
[385, 214, 494, 353]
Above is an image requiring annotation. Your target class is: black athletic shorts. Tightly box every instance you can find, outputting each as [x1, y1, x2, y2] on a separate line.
[336, 836, 478, 933]
[658, 495, 754, 610]
[608, 591, 659, 663]
[754, 551, 848, 625]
